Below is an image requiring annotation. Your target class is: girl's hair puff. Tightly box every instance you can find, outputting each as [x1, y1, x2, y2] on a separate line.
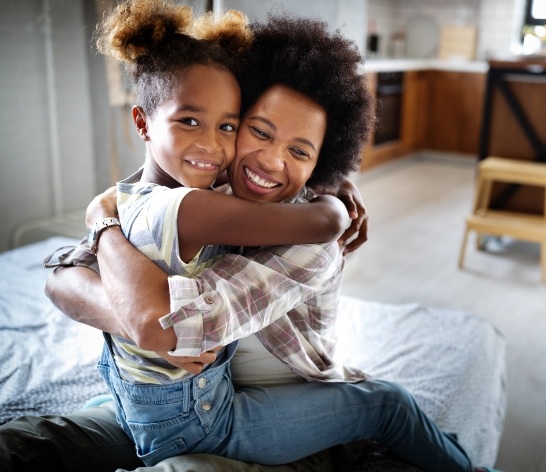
[192, 10, 253, 56]
[95, 0, 250, 116]
[95, 0, 193, 64]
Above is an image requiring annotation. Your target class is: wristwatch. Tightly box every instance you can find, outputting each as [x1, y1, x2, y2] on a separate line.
[87, 217, 121, 254]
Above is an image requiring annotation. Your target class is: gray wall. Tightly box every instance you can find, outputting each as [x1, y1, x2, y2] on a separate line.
[226, 0, 367, 54]
[0, 0, 95, 252]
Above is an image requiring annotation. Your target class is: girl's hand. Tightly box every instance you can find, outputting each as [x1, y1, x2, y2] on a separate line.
[86, 186, 118, 228]
[157, 346, 222, 374]
[310, 194, 353, 240]
[335, 178, 369, 255]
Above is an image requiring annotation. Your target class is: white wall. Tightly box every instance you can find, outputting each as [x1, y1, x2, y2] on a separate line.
[367, 0, 525, 59]
[226, 0, 368, 54]
[0, 0, 95, 252]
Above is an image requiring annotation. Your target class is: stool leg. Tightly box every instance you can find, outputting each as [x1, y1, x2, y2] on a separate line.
[458, 226, 469, 269]
[541, 241, 546, 282]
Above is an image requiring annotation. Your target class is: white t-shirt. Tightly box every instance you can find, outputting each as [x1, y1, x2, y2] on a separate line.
[231, 334, 304, 387]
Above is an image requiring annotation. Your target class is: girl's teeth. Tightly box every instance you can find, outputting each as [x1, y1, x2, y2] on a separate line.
[245, 168, 277, 188]
[190, 161, 215, 169]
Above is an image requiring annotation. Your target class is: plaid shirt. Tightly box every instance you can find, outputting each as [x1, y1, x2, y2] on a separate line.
[161, 242, 369, 383]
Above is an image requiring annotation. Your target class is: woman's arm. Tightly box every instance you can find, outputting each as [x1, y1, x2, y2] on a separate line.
[94, 225, 174, 350]
[83, 188, 175, 349]
[45, 265, 128, 337]
[45, 247, 218, 373]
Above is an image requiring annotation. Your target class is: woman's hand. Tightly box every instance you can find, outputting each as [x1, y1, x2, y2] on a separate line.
[86, 186, 118, 228]
[335, 178, 369, 255]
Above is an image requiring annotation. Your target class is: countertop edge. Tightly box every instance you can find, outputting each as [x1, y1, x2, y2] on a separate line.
[362, 59, 489, 74]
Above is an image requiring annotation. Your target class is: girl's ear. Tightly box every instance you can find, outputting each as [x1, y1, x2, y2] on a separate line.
[132, 106, 149, 141]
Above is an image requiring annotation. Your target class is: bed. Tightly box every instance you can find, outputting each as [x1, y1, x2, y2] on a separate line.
[0, 236, 507, 471]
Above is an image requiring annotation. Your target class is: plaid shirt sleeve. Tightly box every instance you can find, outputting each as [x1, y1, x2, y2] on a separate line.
[159, 242, 343, 357]
[43, 239, 99, 274]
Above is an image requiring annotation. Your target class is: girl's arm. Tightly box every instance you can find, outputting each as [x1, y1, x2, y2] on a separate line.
[177, 189, 351, 261]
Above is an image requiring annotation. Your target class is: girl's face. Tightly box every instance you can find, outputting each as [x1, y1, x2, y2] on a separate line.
[138, 64, 240, 189]
[228, 85, 327, 203]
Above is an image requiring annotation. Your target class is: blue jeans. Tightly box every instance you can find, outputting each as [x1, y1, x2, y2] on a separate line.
[98, 334, 473, 471]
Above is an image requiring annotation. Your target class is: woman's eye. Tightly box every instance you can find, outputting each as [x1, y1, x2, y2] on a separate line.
[290, 147, 309, 159]
[220, 123, 237, 132]
[180, 118, 199, 126]
[250, 126, 270, 140]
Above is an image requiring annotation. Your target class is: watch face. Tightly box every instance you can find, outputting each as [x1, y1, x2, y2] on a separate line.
[87, 227, 97, 249]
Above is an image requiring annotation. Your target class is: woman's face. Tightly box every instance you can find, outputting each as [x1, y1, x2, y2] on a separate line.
[141, 64, 241, 189]
[228, 84, 327, 203]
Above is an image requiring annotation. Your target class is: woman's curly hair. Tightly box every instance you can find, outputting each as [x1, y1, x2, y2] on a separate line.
[95, 0, 252, 116]
[238, 15, 376, 189]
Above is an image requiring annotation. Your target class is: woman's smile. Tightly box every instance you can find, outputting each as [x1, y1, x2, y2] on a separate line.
[243, 166, 280, 190]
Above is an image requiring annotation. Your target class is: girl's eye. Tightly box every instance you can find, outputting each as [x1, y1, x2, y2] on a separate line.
[180, 118, 199, 126]
[220, 123, 237, 132]
[250, 126, 270, 140]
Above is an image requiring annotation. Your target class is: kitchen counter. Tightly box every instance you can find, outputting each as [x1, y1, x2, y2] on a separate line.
[363, 58, 488, 74]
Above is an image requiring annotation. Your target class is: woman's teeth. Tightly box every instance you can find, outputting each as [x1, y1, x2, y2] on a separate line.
[244, 168, 278, 189]
[189, 160, 216, 169]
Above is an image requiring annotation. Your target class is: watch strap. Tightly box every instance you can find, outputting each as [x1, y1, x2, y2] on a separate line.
[94, 217, 121, 233]
[88, 217, 121, 254]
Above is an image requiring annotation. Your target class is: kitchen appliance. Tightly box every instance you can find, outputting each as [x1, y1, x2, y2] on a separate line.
[374, 71, 404, 145]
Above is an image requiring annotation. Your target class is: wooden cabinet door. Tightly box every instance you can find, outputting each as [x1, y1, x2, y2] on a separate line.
[427, 71, 486, 154]
[401, 69, 429, 152]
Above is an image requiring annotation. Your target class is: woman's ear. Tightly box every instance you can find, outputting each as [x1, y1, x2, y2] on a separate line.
[132, 106, 149, 141]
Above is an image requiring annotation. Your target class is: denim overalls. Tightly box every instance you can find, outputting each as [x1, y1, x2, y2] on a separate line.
[98, 333, 238, 465]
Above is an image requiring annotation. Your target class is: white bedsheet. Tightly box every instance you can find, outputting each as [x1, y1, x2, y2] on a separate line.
[334, 297, 506, 466]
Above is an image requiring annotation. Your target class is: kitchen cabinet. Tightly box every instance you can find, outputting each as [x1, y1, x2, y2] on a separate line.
[426, 70, 486, 154]
[360, 71, 417, 170]
[400, 69, 429, 152]
[360, 66, 486, 170]
[361, 73, 391, 170]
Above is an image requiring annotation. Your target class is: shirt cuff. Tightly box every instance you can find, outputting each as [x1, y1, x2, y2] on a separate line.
[159, 275, 216, 356]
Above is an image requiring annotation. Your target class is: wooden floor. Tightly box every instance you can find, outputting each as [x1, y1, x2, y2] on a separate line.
[342, 153, 546, 472]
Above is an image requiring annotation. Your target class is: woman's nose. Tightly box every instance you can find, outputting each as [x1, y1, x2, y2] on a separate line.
[257, 145, 285, 172]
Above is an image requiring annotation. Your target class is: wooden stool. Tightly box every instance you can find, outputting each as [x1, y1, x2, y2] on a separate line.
[458, 157, 546, 281]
